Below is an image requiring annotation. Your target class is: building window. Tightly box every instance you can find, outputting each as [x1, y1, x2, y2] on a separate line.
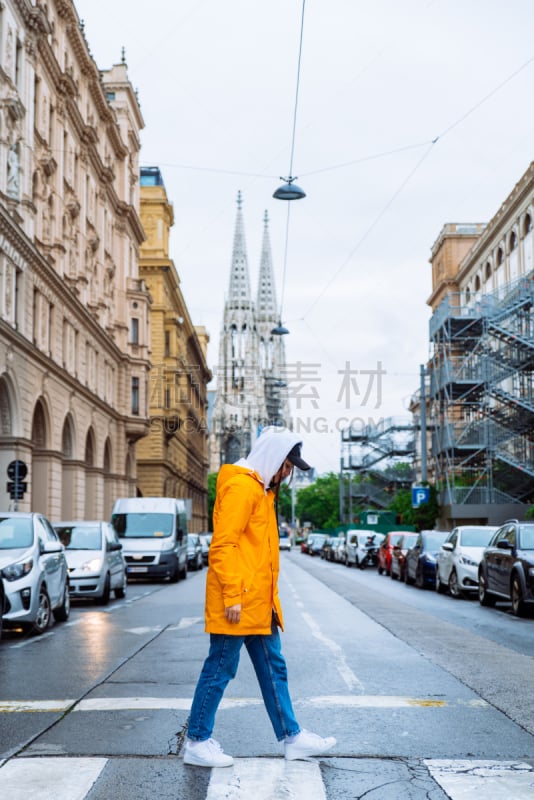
[131, 377, 140, 415]
[164, 330, 170, 357]
[131, 317, 139, 344]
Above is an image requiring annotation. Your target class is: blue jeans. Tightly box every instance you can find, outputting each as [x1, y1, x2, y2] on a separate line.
[187, 621, 300, 742]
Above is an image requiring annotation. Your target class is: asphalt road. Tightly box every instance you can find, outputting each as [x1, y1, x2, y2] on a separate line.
[0, 551, 533, 799]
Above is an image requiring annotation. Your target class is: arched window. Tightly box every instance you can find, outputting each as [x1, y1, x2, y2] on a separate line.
[496, 247, 504, 266]
[523, 214, 532, 236]
[485, 262, 492, 282]
[509, 231, 517, 251]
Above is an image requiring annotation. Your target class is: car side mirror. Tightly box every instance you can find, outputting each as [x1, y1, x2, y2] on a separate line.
[441, 542, 453, 552]
[497, 539, 513, 549]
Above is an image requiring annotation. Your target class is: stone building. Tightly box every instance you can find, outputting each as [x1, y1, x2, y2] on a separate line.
[0, 1, 150, 518]
[137, 167, 210, 531]
[424, 163, 534, 526]
[210, 193, 289, 470]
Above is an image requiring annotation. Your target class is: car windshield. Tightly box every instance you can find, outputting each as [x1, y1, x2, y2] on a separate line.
[0, 517, 33, 549]
[519, 526, 534, 549]
[112, 513, 173, 538]
[187, 534, 198, 545]
[55, 525, 102, 550]
[388, 534, 404, 546]
[424, 532, 448, 550]
[460, 528, 496, 547]
[401, 534, 418, 548]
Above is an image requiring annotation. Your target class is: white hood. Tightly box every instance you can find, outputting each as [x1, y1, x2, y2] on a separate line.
[235, 426, 306, 490]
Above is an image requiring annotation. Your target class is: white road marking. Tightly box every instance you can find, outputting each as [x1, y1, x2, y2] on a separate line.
[426, 760, 534, 799]
[207, 758, 326, 799]
[2, 695, 486, 713]
[300, 611, 365, 692]
[168, 616, 203, 629]
[123, 626, 162, 635]
[0, 699, 75, 713]
[0, 757, 107, 800]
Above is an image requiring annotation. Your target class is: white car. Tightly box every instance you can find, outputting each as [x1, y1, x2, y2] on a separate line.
[0, 512, 70, 634]
[436, 525, 498, 598]
[54, 520, 127, 604]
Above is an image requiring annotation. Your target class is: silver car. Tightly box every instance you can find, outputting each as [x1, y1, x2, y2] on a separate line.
[0, 512, 70, 635]
[54, 520, 127, 604]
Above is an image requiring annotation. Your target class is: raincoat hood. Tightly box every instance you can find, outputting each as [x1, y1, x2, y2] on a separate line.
[235, 426, 307, 489]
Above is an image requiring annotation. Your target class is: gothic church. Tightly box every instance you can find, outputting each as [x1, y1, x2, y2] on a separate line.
[210, 193, 290, 470]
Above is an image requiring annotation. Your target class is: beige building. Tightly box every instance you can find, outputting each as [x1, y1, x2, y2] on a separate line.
[424, 164, 534, 526]
[138, 167, 211, 531]
[0, 1, 150, 518]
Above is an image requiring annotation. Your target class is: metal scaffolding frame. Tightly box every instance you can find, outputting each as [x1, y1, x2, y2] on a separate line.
[428, 274, 534, 508]
[340, 417, 416, 521]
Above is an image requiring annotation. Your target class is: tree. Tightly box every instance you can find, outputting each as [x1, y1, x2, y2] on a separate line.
[295, 472, 340, 530]
[387, 484, 440, 530]
[207, 472, 218, 531]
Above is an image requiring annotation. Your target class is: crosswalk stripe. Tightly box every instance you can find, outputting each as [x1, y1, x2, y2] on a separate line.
[0, 695, 489, 713]
[207, 759, 326, 799]
[0, 757, 107, 800]
[425, 759, 534, 799]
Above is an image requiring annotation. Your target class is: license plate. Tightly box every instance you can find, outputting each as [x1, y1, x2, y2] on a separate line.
[128, 566, 148, 573]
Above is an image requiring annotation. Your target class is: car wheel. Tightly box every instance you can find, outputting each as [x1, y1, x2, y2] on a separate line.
[115, 572, 127, 599]
[435, 568, 447, 594]
[511, 574, 527, 617]
[415, 565, 425, 589]
[478, 571, 496, 607]
[448, 569, 462, 599]
[170, 560, 180, 583]
[32, 585, 52, 634]
[97, 574, 111, 605]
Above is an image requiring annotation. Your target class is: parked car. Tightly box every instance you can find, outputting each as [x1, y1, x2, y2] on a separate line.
[478, 520, 534, 616]
[279, 529, 292, 551]
[378, 531, 405, 575]
[198, 533, 212, 564]
[53, 520, 127, 604]
[436, 525, 498, 598]
[0, 512, 70, 635]
[0, 575, 5, 640]
[187, 533, 204, 571]
[303, 533, 327, 556]
[333, 536, 347, 563]
[321, 536, 342, 561]
[405, 530, 449, 588]
[345, 530, 384, 567]
[390, 532, 419, 581]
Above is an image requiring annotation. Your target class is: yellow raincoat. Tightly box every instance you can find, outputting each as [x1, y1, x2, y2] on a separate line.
[205, 464, 284, 635]
[204, 426, 306, 636]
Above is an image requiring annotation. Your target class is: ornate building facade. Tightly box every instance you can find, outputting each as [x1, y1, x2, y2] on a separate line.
[0, 1, 150, 518]
[137, 167, 210, 530]
[210, 193, 289, 470]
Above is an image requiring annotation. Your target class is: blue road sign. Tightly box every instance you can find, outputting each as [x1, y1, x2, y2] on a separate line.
[412, 486, 430, 508]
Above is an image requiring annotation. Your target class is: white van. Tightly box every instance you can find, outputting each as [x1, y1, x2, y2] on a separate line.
[111, 497, 188, 582]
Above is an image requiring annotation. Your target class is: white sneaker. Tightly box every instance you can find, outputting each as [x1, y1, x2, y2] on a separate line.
[284, 729, 336, 761]
[183, 737, 234, 767]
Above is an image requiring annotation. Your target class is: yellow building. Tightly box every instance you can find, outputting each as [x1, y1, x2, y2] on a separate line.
[137, 167, 211, 530]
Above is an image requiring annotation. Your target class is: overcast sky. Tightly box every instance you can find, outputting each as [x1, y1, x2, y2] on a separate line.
[75, 0, 534, 473]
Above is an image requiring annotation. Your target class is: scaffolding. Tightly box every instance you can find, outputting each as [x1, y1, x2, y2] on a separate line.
[340, 417, 416, 521]
[428, 274, 534, 512]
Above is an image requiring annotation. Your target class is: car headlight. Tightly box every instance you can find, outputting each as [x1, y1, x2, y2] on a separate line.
[459, 555, 478, 567]
[2, 558, 33, 581]
[80, 557, 103, 573]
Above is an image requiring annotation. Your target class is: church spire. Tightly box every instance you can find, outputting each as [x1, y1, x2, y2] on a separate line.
[227, 190, 252, 310]
[256, 210, 278, 322]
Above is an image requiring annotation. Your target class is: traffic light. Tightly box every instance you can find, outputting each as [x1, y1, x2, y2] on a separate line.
[7, 481, 27, 500]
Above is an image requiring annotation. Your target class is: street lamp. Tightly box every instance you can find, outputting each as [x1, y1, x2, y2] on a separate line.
[273, 177, 306, 201]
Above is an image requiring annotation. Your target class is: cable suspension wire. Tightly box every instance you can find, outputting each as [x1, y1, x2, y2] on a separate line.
[287, 0, 306, 180]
